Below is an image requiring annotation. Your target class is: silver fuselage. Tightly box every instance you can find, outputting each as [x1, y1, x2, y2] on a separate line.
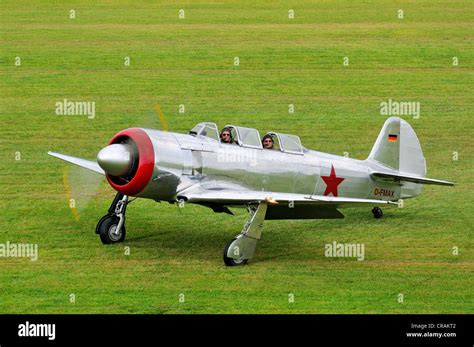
[136, 129, 412, 203]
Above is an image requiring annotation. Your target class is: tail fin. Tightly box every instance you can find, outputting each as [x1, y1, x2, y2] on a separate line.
[368, 116, 426, 176]
[367, 117, 453, 198]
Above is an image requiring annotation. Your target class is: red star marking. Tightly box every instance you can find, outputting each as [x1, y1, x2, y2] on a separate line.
[321, 165, 345, 197]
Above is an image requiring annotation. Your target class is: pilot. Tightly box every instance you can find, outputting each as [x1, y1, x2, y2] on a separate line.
[262, 134, 274, 149]
[220, 127, 234, 144]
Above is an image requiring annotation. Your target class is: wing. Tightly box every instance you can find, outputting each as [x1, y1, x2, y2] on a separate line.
[181, 189, 395, 207]
[178, 185, 395, 220]
[48, 151, 105, 175]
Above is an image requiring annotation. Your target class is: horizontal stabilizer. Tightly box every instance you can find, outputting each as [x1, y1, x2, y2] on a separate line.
[371, 171, 454, 186]
[48, 151, 105, 175]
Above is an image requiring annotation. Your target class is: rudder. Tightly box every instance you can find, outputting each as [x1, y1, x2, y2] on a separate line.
[368, 116, 426, 176]
[367, 117, 427, 198]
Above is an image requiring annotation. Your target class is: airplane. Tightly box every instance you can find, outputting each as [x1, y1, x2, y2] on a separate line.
[48, 116, 454, 266]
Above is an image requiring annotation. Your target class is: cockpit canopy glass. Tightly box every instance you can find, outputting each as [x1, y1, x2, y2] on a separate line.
[189, 122, 219, 141]
[264, 132, 303, 154]
[229, 126, 262, 149]
[189, 123, 304, 154]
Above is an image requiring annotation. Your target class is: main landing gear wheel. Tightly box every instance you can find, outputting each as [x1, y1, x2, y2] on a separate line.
[97, 214, 126, 244]
[372, 207, 383, 219]
[223, 203, 268, 266]
[223, 238, 248, 267]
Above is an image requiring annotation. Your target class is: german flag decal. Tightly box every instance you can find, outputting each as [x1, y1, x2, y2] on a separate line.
[388, 134, 398, 142]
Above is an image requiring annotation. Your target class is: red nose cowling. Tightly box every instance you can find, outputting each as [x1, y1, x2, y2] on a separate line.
[106, 128, 155, 196]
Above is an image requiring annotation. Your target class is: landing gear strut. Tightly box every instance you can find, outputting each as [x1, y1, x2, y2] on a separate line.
[223, 202, 268, 266]
[372, 207, 383, 219]
[96, 193, 129, 244]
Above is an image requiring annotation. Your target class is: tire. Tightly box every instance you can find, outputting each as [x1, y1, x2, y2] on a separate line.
[223, 238, 248, 266]
[372, 207, 383, 219]
[95, 214, 111, 234]
[98, 215, 126, 244]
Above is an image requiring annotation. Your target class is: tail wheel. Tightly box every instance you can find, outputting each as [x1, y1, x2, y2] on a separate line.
[372, 207, 383, 219]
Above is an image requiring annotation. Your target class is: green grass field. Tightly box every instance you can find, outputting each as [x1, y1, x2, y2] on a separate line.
[1, 0, 473, 313]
